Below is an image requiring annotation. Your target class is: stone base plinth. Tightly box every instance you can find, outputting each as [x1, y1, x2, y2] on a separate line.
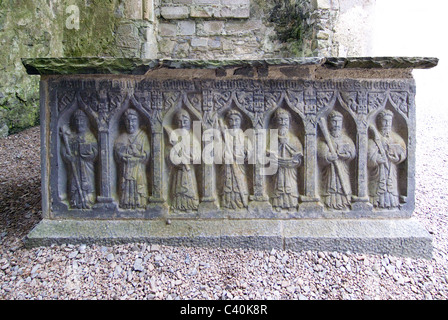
[25, 218, 432, 259]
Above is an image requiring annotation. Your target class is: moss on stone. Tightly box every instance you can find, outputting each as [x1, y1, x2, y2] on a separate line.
[0, 0, 65, 135]
[62, 0, 121, 57]
[267, 0, 316, 57]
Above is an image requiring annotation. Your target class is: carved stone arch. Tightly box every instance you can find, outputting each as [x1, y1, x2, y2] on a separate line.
[267, 99, 305, 149]
[217, 97, 253, 133]
[162, 97, 202, 132]
[57, 90, 77, 116]
[56, 90, 98, 153]
[108, 93, 155, 131]
[283, 90, 305, 120]
[366, 91, 389, 124]
[369, 97, 408, 140]
[388, 91, 410, 121]
[229, 91, 259, 128]
[325, 95, 358, 136]
[337, 91, 360, 123]
[316, 90, 338, 118]
[57, 90, 98, 129]
[217, 99, 254, 169]
[182, 92, 203, 123]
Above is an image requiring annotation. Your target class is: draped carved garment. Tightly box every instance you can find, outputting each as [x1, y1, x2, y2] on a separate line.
[169, 131, 201, 211]
[61, 131, 98, 209]
[317, 134, 356, 210]
[114, 129, 150, 209]
[270, 132, 303, 210]
[368, 131, 407, 209]
[222, 129, 252, 209]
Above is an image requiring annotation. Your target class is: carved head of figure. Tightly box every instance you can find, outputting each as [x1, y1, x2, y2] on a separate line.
[124, 109, 139, 134]
[174, 109, 191, 130]
[274, 109, 290, 130]
[378, 110, 393, 137]
[72, 109, 88, 134]
[328, 110, 343, 138]
[226, 109, 243, 130]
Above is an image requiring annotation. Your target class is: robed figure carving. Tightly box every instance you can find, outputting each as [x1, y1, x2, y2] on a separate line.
[167, 109, 200, 211]
[114, 109, 150, 209]
[220, 110, 252, 210]
[60, 110, 98, 209]
[368, 110, 407, 209]
[317, 111, 356, 210]
[268, 109, 303, 211]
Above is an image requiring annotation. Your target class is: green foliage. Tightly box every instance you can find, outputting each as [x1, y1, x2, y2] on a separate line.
[268, 0, 314, 57]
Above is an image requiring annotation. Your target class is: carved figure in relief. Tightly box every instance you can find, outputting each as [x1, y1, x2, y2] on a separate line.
[60, 110, 98, 209]
[317, 111, 356, 210]
[114, 109, 150, 209]
[220, 110, 252, 209]
[268, 109, 303, 211]
[368, 110, 407, 209]
[167, 109, 200, 211]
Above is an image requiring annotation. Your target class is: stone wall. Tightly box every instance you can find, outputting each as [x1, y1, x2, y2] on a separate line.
[155, 0, 317, 59]
[0, 0, 156, 136]
[0, 0, 63, 136]
[0, 0, 375, 136]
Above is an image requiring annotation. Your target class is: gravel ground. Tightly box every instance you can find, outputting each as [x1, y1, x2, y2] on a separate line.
[1, 105, 448, 301]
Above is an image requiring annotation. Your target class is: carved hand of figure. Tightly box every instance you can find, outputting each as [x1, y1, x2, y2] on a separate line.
[277, 154, 301, 168]
[266, 150, 278, 161]
[291, 152, 302, 166]
[387, 145, 404, 163]
[327, 152, 338, 163]
[377, 154, 388, 165]
[387, 151, 400, 163]
[79, 143, 96, 160]
[338, 150, 351, 161]
[65, 153, 77, 163]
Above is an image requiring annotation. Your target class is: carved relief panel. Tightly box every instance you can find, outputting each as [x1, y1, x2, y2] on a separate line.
[47, 78, 415, 219]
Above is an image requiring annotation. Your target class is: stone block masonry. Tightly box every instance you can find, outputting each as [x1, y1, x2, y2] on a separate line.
[22, 56, 438, 258]
[160, 0, 250, 20]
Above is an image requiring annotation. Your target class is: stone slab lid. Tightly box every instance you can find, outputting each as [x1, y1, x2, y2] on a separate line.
[22, 57, 439, 75]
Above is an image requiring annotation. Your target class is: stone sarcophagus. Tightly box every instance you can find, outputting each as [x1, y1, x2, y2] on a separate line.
[23, 57, 438, 258]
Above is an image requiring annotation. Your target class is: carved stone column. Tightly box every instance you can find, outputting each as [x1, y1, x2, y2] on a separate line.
[352, 117, 372, 211]
[248, 91, 271, 216]
[301, 116, 321, 206]
[149, 91, 165, 208]
[300, 90, 323, 212]
[95, 97, 115, 208]
[199, 89, 220, 214]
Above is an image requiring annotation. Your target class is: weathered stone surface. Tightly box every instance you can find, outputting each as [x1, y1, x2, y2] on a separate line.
[160, 6, 190, 20]
[21, 58, 159, 75]
[22, 57, 438, 75]
[26, 218, 432, 259]
[23, 57, 436, 258]
[324, 57, 439, 69]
